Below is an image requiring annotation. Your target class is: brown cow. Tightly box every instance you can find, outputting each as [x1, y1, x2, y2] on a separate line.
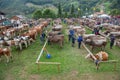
[116, 39, 120, 47]
[48, 35, 64, 47]
[52, 25, 62, 31]
[86, 51, 108, 61]
[33, 26, 42, 34]
[22, 29, 37, 40]
[48, 31, 61, 36]
[86, 51, 108, 69]
[73, 26, 86, 35]
[0, 47, 12, 63]
[84, 35, 107, 51]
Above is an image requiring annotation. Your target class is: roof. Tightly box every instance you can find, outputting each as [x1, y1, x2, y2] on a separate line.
[0, 11, 5, 15]
[10, 16, 21, 20]
[0, 19, 6, 23]
[10, 15, 26, 20]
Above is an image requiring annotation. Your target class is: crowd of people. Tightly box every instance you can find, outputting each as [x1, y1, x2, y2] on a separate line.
[68, 26, 115, 49]
[68, 28, 83, 49]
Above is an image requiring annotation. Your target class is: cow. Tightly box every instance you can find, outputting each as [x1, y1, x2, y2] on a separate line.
[13, 36, 28, 50]
[21, 29, 37, 40]
[33, 26, 42, 34]
[116, 39, 120, 47]
[52, 25, 62, 31]
[86, 51, 108, 69]
[0, 47, 12, 63]
[84, 35, 107, 51]
[82, 34, 96, 41]
[42, 21, 49, 28]
[0, 40, 10, 48]
[86, 51, 108, 61]
[48, 31, 62, 36]
[48, 35, 64, 47]
[73, 26, 86, 35]
[107, 32, 120, 38]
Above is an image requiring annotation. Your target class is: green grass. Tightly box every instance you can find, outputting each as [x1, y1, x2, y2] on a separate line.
[0, 24, 120, 80]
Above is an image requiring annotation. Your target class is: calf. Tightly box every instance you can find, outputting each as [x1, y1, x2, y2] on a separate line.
[0, 47, 12, 63]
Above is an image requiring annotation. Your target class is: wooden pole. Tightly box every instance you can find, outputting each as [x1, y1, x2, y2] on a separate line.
[38, 63, 40, 70]
[37, 62, 61, 72]
[97, 60, 118, 70]
[114, 62, 117, 71]
[36, 40, 48, 63]
[58, 64, 60, 72]
[82, 42, 97, 60]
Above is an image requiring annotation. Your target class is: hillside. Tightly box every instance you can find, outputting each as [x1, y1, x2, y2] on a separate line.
[0, 0, 118, 17]
[0, 0, 99, 17]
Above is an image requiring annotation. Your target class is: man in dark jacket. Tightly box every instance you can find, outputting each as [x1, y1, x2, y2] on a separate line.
[110, 34, 115, 49]
[69, 28, 75, 42]
[40, 31, 46, 44]
[72, 35, 76, 47]
[77, 34, 83, 48]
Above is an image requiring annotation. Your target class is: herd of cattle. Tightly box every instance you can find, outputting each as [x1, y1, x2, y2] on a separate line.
[61, 18, 119, 62]
[0, 20, 49, 62]
[48, 24, 64, 47]
[0, 17, 120, 63]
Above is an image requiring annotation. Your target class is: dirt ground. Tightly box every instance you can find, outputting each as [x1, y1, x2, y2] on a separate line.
[27, 71, 120, 80]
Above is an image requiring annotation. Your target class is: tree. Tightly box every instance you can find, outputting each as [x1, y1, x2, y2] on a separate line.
[70, 4, 75, 17]
[109, 9, 120, 16]
[109, 0, 120, 16]
[43, 8, 56, 18]
[58, 3, 62, 18]
[77, 7, 82, 17]
[32, 10, 42, 19]
[110, 0, 120, 9]
[63, 12, 68, 18]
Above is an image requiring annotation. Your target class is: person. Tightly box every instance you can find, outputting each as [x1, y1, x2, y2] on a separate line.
[110, 34, 115, 49]
[40, 31, 46, 44]
[77, 34, 83, 49]
[40, 34, 43, 44]
[93, 27, 99, 35]
[41, 31, 46, 41]
[68, 28, 75, 42]
[71, 35, 76, 47]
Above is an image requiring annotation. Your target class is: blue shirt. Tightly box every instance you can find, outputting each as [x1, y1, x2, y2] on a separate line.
[77, 36, 83, 42]
[69, 29, 74, 36]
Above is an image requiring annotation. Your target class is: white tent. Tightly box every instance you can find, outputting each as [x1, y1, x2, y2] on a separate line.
[88, 14, 94, 18]
[82, 16, 87, 18]
[98, 14, 111, 18]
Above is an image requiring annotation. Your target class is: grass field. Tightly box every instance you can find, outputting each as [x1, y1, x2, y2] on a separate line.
[0, 24, 120, 80]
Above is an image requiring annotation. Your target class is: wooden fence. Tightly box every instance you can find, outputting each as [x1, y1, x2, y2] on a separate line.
[82, 42, 118, 70]
[35, 22, 62, 72]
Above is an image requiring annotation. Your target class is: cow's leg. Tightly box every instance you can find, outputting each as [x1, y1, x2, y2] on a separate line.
[48, 40, 51, 45]
[101, 46, 103, 51]
[9, 52, 13, 62]
[114, 40, 116, 46]
[104, 45, 106, 50]
[28, 40, 30, 45]
[60, 41, 62, 48]
[4, 54, 9, 63]
[34, 33, 37, 39]
[24, 41, 27, 48]
[0, 57, 1, 61]
[31, 38, 35, 43]
[91, 46, 94, 52]
[19, 43, 22, 50]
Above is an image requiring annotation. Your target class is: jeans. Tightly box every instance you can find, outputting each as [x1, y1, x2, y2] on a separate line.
[78, 42, 81, 48]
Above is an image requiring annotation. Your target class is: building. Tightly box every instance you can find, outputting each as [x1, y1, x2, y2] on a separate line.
[0, 11, 5, 20]
[10, 15, 26, 27]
